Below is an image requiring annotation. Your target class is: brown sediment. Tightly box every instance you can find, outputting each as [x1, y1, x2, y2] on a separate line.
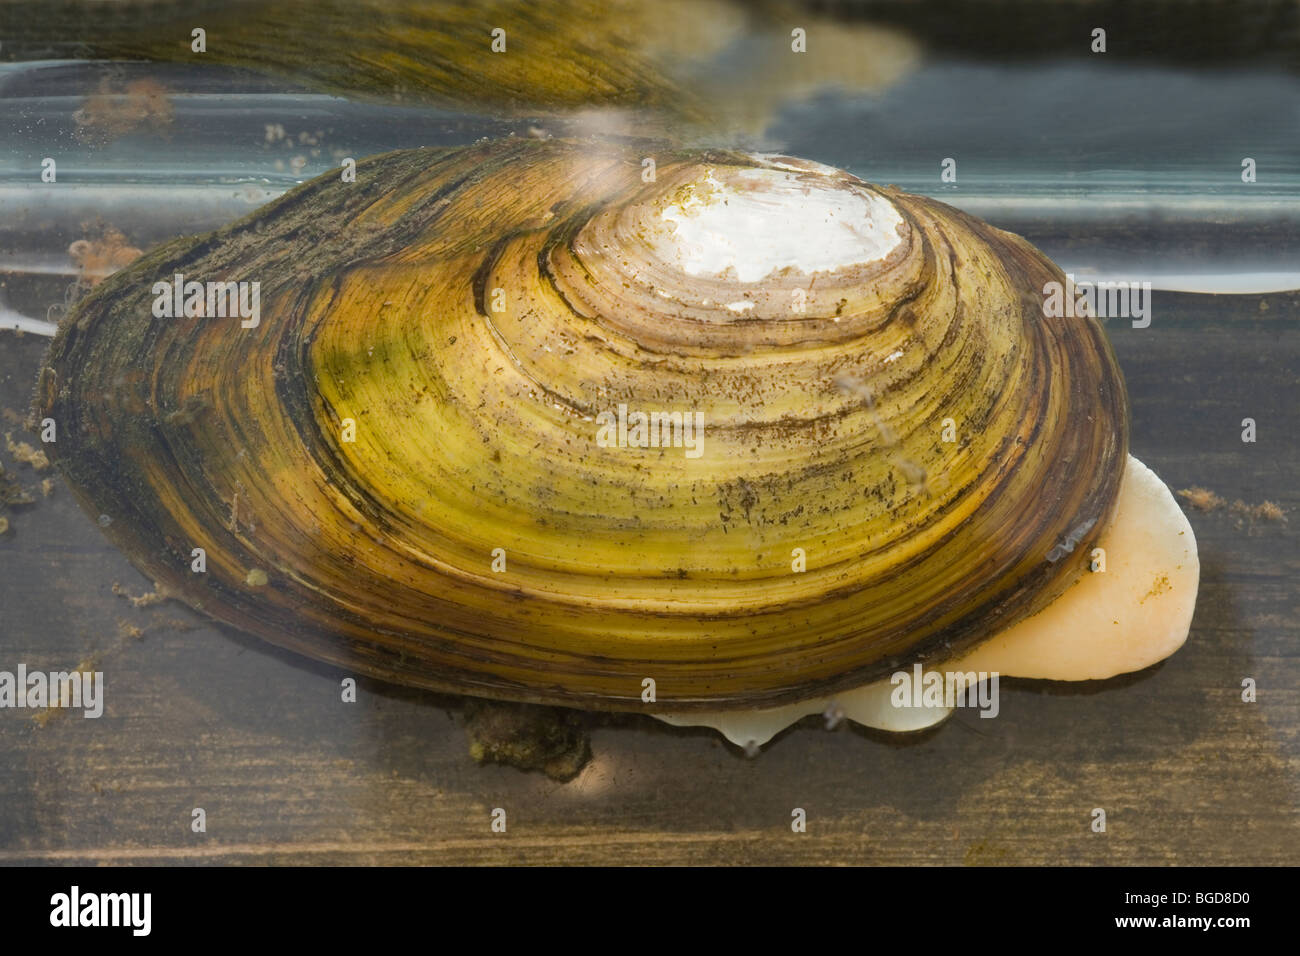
[0, 464, 35, 509]
[4, 432, 49, 471]
[111, 582, 172, 609]
[69, 223, 144, 285]
[1178, 486, 1286, 523]
[1230, 499, 1287, 522]
[462, 699, 591, 782]
[1255, 501, 1286, 521]
[72, 77, 175, 146]
[1178, 486, 1225, 511]
[31, 655, 100, 728]
[1143, 573, 1173, 602]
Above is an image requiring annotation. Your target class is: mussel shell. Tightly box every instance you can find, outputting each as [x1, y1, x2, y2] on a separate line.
[6, 0, 704, 116]
[36, 138, 1127, 711]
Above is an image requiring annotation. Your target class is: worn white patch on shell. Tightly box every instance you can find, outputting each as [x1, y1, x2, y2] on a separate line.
[656, 167, 904, 283]
[652, 454, 1199, 749]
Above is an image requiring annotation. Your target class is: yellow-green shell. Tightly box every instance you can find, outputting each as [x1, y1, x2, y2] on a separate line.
[37, 138, 1128, 712]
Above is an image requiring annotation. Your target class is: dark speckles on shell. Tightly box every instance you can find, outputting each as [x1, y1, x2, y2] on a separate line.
[36, 138, 1127, 713]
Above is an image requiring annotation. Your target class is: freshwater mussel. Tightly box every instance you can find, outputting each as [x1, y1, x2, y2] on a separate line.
[35, 138, 1199, 748]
